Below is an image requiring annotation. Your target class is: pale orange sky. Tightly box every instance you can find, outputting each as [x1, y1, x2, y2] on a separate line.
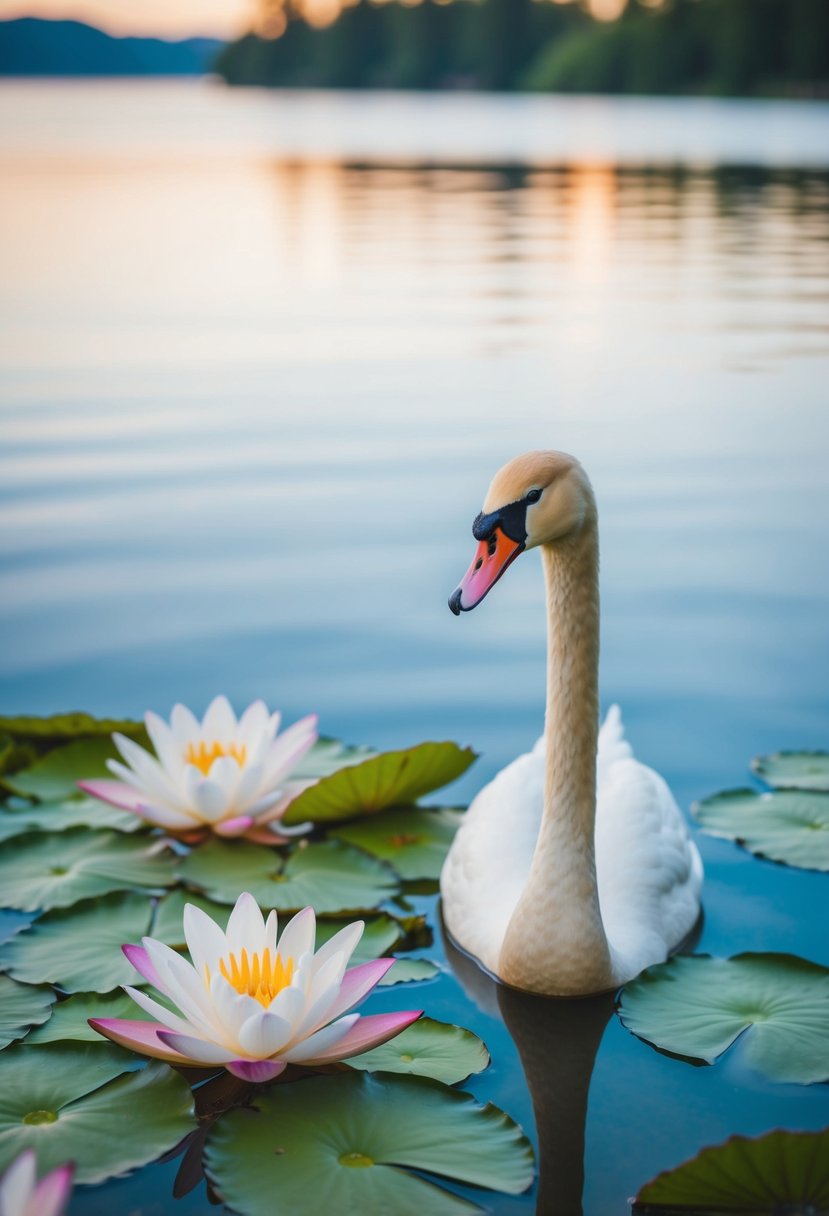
[0, 0, 630, 40]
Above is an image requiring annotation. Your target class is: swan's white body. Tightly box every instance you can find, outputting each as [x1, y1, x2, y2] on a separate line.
[441, 706, 703, 988]
[441, 449, 703, 996]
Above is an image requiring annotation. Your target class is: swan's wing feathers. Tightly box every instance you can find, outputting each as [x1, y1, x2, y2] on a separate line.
[596, 755, 702, 982]
[597, 704, 632, 787]
[440, 744, 544, 975]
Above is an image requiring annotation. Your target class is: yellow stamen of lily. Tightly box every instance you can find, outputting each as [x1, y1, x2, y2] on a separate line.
[213, 949, 294, 1007]
[184, 740, 247, 776]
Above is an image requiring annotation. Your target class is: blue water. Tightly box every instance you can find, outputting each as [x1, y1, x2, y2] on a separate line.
[1, 83, 828, 1214]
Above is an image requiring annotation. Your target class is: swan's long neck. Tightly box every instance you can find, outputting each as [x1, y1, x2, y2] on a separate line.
[499, 511, 614, 995]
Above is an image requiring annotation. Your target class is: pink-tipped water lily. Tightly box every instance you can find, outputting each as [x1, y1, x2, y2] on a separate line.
[79, 696, 318, 843]
[0, 1151, 73, 1216]
[90, 892, 421, 1082]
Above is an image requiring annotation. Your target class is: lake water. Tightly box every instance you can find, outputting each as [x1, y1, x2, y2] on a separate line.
[1, 82, 828, 1214]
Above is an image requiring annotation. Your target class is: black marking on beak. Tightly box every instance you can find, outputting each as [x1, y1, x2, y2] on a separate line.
[472, 498, 528, 545]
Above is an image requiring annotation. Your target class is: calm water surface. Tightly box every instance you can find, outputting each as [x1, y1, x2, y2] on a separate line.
[1, 82, 828, 1215]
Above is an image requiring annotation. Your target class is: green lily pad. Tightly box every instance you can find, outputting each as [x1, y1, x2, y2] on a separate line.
[0, 1043, 195, 1184]
[332, 807, 464, 880]
[26, 991, 142, 1044]
[378, 958, 440, 985]
[177, 839, 398, 915]
[0, 976, 56, 1050]
[693, 788, 829, 871]
[293, 736, 377, 779]
[0, 892, 154, 993]
[204, 1071, 533, 1215]
[0, 712, 146, 747]
[5, 738, 124, 801]
[752, 750, 829, 792]
[0, 828, 175, 911]
[348, 1018, 489, 1085]
[282, 742, 476, 827]
[618, 953, 829, 1084]
[633, 1126, 829, 1212]
[0, 796, 141, 844]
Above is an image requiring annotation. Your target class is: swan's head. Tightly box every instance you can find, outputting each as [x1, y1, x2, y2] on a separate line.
[449, 450, 593, 614]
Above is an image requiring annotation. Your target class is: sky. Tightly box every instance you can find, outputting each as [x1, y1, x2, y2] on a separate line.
[0, 0, 629, 40]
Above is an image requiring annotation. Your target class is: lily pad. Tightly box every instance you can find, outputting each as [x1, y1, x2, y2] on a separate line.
[693, 788, 829, 871]
[634, 1126, 829, 1212]
[282, 742, 476, 827]
[752, 750, 829, 792]
[177, 838, 398, 915]
[0, 796, 141, 845]
[0, 892, 154, 993]
[332, 807, 464, 880]
[0, 1043, 195, 1184]
[26, 991, 142, 1045]
[348, 1018, 489, 1085]
[293, 736, 377, 779]
[4, 738, 122, 801]
[618, 953, 829, 1084]
[0, 976, 56, 1050]
[204, 1071, 533, 1216]
[379, 958, 440, 985]
[0, 828, 175, 911]
[314, 915, 404, 964]
[0, 712, 146, 746]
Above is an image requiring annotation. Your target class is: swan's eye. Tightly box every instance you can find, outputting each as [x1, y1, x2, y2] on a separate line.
[526, 488, 542, 504]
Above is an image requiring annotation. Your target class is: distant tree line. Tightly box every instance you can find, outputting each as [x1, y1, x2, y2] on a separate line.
[215, 0, 829, 97]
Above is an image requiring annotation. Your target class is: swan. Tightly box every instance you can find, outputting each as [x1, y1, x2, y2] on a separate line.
[441, 450, 703, 997]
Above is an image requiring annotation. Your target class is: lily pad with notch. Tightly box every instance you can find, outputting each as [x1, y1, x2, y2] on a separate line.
[617, 952, 829, 1084]
[752, 749, 829, 792]
[0, 828, 176, 912]
[347, 1017, 489, 1085]
[282, 741, 476, 827]
[332, 807, 464, 881]
[26, 991, 142, 1045]
[0, 1042, 195, 1184]
[693, 787, 829, 871]
[204, 1071, 533, 1216]
[0, 976, 56, 1050]
[0, 892, 155, 993]
[633, 1126, 829, 1212]
[177, 838, 399, 915]
[4, 737, 124, 801]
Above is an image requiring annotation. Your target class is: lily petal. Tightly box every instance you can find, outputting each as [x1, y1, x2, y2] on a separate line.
[89, 1017, 188, 1063]
[276, 906, 316, 965]
[156, 1029, 236, 1065]
[213, 815, 255, 838]
[77, 778, 143, 812]
[32, 1163, 74, 1216]
[279, 1013, 360, 1064]
[122, 943, 164, 990]
[323, 958, 396, 1022]
[226, 1058, 286, 1083]
[183, 902, 229, 978]
[226, 892, 265, 957]
[311, 920, 364, 974]
[292, 1010, 423, 1065]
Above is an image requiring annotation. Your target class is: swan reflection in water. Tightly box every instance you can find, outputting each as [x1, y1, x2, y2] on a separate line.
[442, 921, 614, 1216]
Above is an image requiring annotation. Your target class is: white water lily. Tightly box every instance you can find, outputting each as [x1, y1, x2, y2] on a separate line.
[0, 1152, 73, 1216]
[90, 892, 421, 1082]
[79, 696, 318, 842]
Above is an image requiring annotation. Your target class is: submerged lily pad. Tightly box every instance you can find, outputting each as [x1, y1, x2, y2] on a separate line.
[4, 738, 122, 801]
[177, 839, 398, 915]
[348, 1018, 489, 1085]
[282, 742, 476, 827]
[0, 828, 175, 912]
[205, 1071, 533, 1216]
[618, 953, 829, 1084]
[332, 806, 464, 881]
[293, 736, 377, 779]
[26, 991, 141, 1045]
[752, 749, 829, 792]
[693, 788, 829, 871]
[0, 796, 141, 843]
[0, 976, 56, 1050]
[634, 1126, 829, 1212]
[0, 892, 154, 993]
[0, 1043, 195, 1184]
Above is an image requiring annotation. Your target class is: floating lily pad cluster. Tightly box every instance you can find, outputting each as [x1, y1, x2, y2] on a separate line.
[621, 746, 829, 1208]
[0, 711, 535, 1213]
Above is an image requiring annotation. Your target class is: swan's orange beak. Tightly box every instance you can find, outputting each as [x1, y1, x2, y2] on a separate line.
[449, 527, 524, 614]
